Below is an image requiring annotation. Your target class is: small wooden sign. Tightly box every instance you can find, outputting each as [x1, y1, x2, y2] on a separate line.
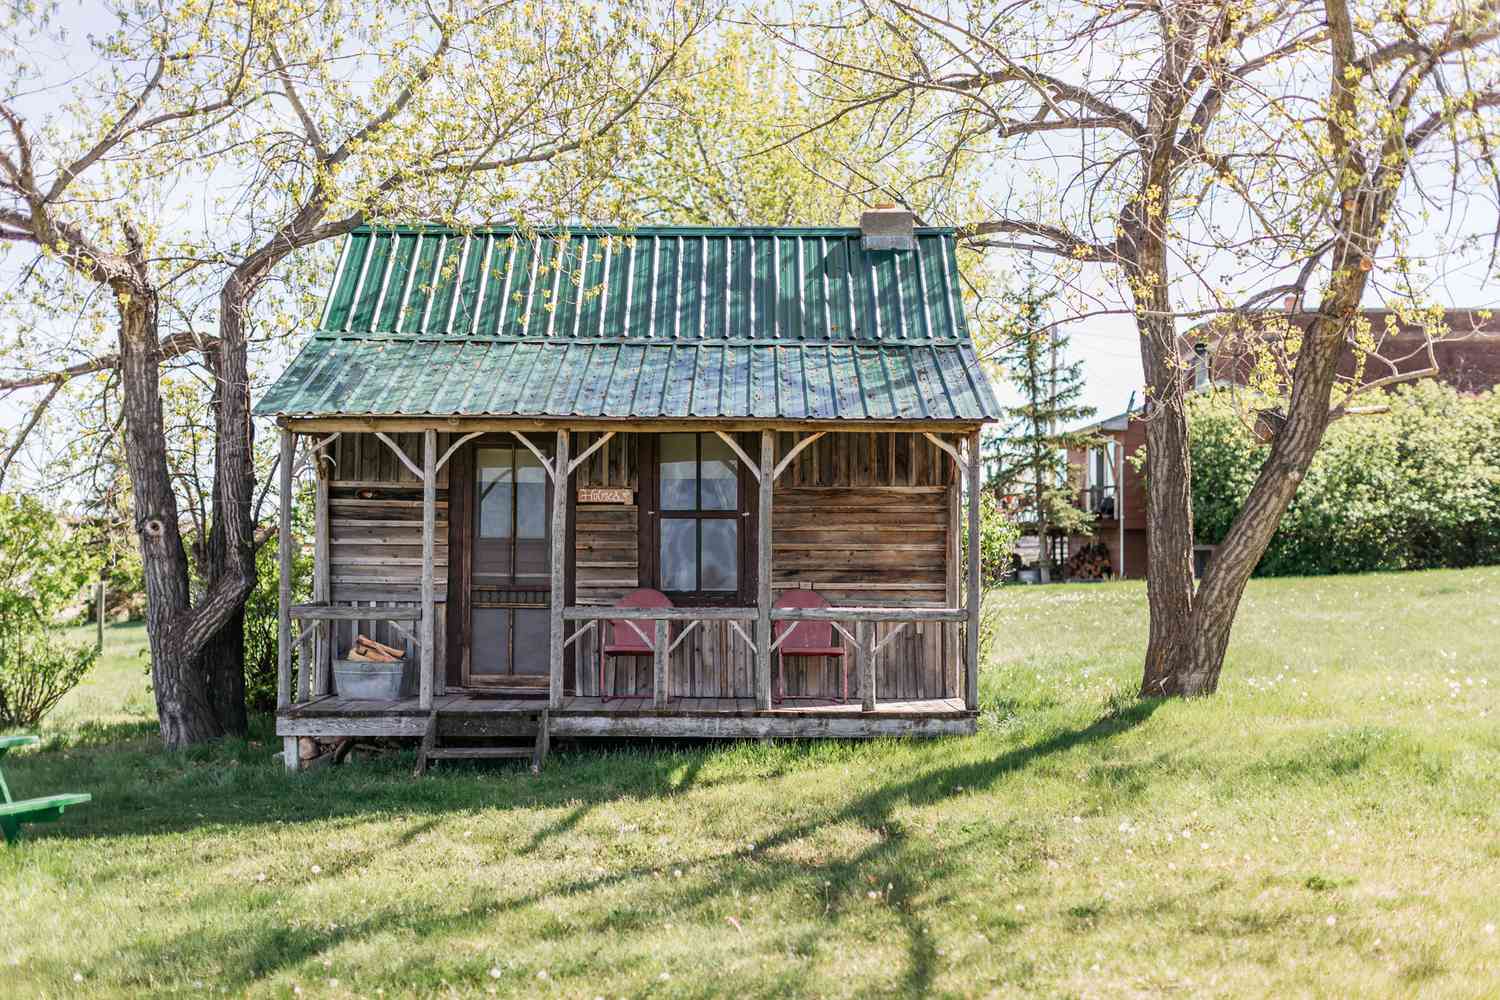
[578, 486, 633, 505]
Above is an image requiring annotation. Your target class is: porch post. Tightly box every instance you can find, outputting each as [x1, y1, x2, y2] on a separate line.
[858, 620, 874, 712]
[313, 450, 331, 695]
[277, 427, 296, 771]
[755, 430, 774, 711]
[549, 429, 570, 709]
[420, 429, 437, 711]
[965, 429, 982, 711]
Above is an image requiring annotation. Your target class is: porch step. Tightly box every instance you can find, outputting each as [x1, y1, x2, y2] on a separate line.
[425, 747, 532, 760]
[414, 707, 550, 776]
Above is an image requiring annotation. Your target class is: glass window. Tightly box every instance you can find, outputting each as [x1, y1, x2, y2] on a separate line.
[516, 449, 546, 538]
[660, 519, 697, 591]
[477, 448, 514, 538]
[657, 433, 742, 596]
[659, 433, 698, 510]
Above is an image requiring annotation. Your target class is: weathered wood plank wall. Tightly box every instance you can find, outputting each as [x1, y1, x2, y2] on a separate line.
[322, 432, 449, 672]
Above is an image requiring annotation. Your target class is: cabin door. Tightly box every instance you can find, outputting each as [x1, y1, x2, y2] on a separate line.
[463, 439, 552, 689]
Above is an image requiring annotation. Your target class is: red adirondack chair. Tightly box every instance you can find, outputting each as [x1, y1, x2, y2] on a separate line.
[773, 590, 848, 703]
[598, 588, 673, 702]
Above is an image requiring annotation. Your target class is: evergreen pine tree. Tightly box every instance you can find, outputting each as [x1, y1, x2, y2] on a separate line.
[984, 285, 1102, 582]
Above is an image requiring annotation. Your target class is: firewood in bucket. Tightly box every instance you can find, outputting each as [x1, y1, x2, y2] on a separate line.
[355, 634, 404, 659]
[346, 636, 398, 662]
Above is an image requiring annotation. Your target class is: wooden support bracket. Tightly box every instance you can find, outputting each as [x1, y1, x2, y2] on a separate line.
[922, 431, 966, 482]
[666, 619, 700, 655]
[568, 431, 616, 476]
[871, 621, 911, 656]
[621, 618, 653, 648]
[769, 621, 800, 652]
[436, 431, 484, 472]
[829, 621, 859, 647]
[772, 431, 826, 481]
[512, 430, 556, 482]
[713, 430, 760, 481]
[291, 432, 342, 480]
[561, 619, 596, 651]
[728, 619, 757, 654]
[373, 431, 425, 481]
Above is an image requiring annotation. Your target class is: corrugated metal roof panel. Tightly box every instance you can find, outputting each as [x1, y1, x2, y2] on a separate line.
[257, 225, 999, 421]
[259, 337, 999, 421]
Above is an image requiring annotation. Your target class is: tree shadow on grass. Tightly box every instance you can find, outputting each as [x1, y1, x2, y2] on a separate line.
[38, 699, 1163, 997]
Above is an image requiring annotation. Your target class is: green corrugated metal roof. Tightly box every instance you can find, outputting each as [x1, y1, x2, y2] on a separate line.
[255, 225, 999, 422]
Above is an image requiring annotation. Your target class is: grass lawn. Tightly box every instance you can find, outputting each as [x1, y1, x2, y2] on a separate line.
[3, 568, 1498, 998]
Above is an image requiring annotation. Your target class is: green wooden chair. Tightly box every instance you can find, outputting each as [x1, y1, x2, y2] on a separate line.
[0, 735, 90, 844]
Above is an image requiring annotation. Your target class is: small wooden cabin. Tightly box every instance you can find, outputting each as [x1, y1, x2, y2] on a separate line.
[254, 211, 1000, 770]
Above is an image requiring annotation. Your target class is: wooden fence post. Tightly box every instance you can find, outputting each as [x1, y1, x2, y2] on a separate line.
[755, 430, 773, 711]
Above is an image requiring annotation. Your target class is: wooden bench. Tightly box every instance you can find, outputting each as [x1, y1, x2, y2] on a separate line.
[0, 735, 90, 844]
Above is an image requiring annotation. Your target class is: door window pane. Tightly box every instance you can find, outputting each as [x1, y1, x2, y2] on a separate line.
[477, 448, 513, 538]
[516, 449, 547, 538]
[700, 520, 737, 591]
[511, 609, 549, 675]
[470, 607, 511, 675]
[659, 433, 697, 510]
[700, 435, 738, 510]
[660, 519, 697, 591]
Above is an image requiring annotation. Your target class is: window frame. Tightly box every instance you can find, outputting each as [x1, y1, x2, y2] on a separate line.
[641, 432, 753, 607]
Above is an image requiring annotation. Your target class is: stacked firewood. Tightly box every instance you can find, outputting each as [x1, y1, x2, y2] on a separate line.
[345, 634, 404, 661]
[1066, 542, 1113, 581]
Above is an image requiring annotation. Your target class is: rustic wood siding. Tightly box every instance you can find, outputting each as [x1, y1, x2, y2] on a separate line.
[323, 432, 449, 670]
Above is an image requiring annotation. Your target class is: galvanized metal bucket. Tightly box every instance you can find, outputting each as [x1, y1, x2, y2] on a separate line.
[332, 658, 412, 700]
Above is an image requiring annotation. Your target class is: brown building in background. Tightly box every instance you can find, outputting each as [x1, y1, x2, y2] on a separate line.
[1061, 307, 1500, 581]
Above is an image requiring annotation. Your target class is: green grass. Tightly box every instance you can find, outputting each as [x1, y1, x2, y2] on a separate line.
[3, 568, 1499, 997]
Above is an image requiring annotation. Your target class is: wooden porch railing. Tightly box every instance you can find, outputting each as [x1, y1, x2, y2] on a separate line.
[769, 606, 967, 711]
[562, 605, 968, 711]
[560, 606, 758, 708]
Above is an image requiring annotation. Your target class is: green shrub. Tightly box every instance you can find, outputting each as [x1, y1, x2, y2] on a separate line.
[0, 628, 97, 727]
[0, 494, 102, 726]
[965, 489, 1022, 584]
[1190, 382, 1500, 575]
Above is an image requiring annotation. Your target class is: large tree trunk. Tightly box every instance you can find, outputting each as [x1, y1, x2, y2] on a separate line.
[115, 280, 224, 747]
[203, 612, 248, 735]
[1122, 219, 1198, 697]
[1155, 253, 1373, 695]
[193, 288, 259, 736]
